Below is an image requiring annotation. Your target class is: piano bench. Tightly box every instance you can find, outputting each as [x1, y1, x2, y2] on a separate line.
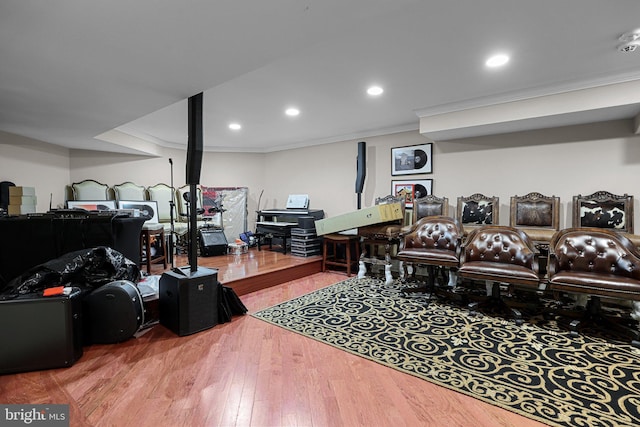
[256, 232, 290, 254]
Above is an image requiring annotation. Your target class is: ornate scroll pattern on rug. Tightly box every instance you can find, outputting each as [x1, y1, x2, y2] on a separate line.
[253, 277, 640, 427]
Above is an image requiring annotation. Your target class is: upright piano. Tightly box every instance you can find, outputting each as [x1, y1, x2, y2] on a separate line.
[256, 208, 324, 253]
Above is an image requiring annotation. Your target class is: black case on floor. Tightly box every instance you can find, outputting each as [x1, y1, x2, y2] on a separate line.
[199, 228, 228, 256]
[83, 280, 144, 344]
[159, 266, 218, 336]
[0, 287, 83, 374]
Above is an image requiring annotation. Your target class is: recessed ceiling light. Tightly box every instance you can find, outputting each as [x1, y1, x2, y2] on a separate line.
[367, 86, 384, 96]
[285, 107, 300, 117]
[228, 123, 242, 130]
[485, 54, 510, 68]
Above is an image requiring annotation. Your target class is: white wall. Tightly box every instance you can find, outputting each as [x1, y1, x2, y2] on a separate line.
[263, 119, 640, 230]
[3, 118, 640, 233]
[262, 131, 426, 217]
[432, 119, 640, 228]
[0, 131, 70, 211]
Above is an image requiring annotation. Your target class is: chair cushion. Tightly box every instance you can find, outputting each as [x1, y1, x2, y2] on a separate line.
[519, 227, 556, 243]
[397, 248, 459, 267]
[142, 223, 164, 232]
[548, 271, 640, 300]
[358, 222, 403, 239]
[459, 261, 540, 285]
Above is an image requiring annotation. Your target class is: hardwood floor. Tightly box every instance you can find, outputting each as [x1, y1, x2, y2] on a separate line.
[148, 248, 323, 296]
[0, 249, 547, 427]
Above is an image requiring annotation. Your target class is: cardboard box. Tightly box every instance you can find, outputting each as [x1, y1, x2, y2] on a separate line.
[9, 195, 37, 205]
[9, 186, 36, 197]
[8, 204, 36, 215]
[314, 203, 403, 235]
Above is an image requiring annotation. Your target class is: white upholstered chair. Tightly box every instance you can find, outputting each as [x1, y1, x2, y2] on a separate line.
[113, 181, 167, 273]
[147, 183, 186, 235]
[113, 182, 146, 201]
[71, 179, 110, 201]
[176, 185, 208, 229]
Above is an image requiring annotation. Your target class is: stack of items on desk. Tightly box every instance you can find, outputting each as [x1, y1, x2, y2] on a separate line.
[290, 216, 322, 257]
[8, 186, 37, 215]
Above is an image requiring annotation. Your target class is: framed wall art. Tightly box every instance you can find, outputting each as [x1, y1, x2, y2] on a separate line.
[391, 143, 432, 175]
[391, 179, 433, 208]
[117, 200, 159, 223]
[67, 200, 116, 211]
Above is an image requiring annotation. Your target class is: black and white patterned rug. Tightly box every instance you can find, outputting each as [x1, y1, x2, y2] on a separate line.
[253, 277, 640, 427]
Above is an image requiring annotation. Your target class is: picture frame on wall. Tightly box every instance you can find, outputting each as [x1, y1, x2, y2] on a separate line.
[391, 143, 432, 175]
[67, 200, 116, 211]
[117, 200, 159, 223]
[391, 179, 433, 208]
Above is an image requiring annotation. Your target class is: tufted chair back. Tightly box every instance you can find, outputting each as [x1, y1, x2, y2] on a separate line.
[399, 215, 462, 263]
[462, 225, 537, 270]
[548, 228, 640, 281]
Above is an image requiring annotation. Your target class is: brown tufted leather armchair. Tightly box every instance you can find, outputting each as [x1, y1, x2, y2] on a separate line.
[547, 227, 640, 345]
[458, 225, 542, 324]
[396, 216, 463, 296]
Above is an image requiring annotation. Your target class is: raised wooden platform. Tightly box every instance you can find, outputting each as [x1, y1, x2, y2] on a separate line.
[151, 247, 323, 296]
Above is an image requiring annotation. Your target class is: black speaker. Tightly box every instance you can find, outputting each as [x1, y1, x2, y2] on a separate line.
[0, 288, 83, 374]
[159, 266, 218, 336]
[186, 92, 204, 185]
[355, 141, 366, 193]
[199, 228, 228, 256]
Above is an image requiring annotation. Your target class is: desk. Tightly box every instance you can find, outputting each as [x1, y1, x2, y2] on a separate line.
[0, 212, 145, 286]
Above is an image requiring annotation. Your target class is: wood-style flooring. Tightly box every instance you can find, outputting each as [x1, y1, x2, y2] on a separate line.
[0, 249, 546, 427]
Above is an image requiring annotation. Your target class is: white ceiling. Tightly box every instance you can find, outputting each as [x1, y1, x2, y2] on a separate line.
[2, 0, 640, 155]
